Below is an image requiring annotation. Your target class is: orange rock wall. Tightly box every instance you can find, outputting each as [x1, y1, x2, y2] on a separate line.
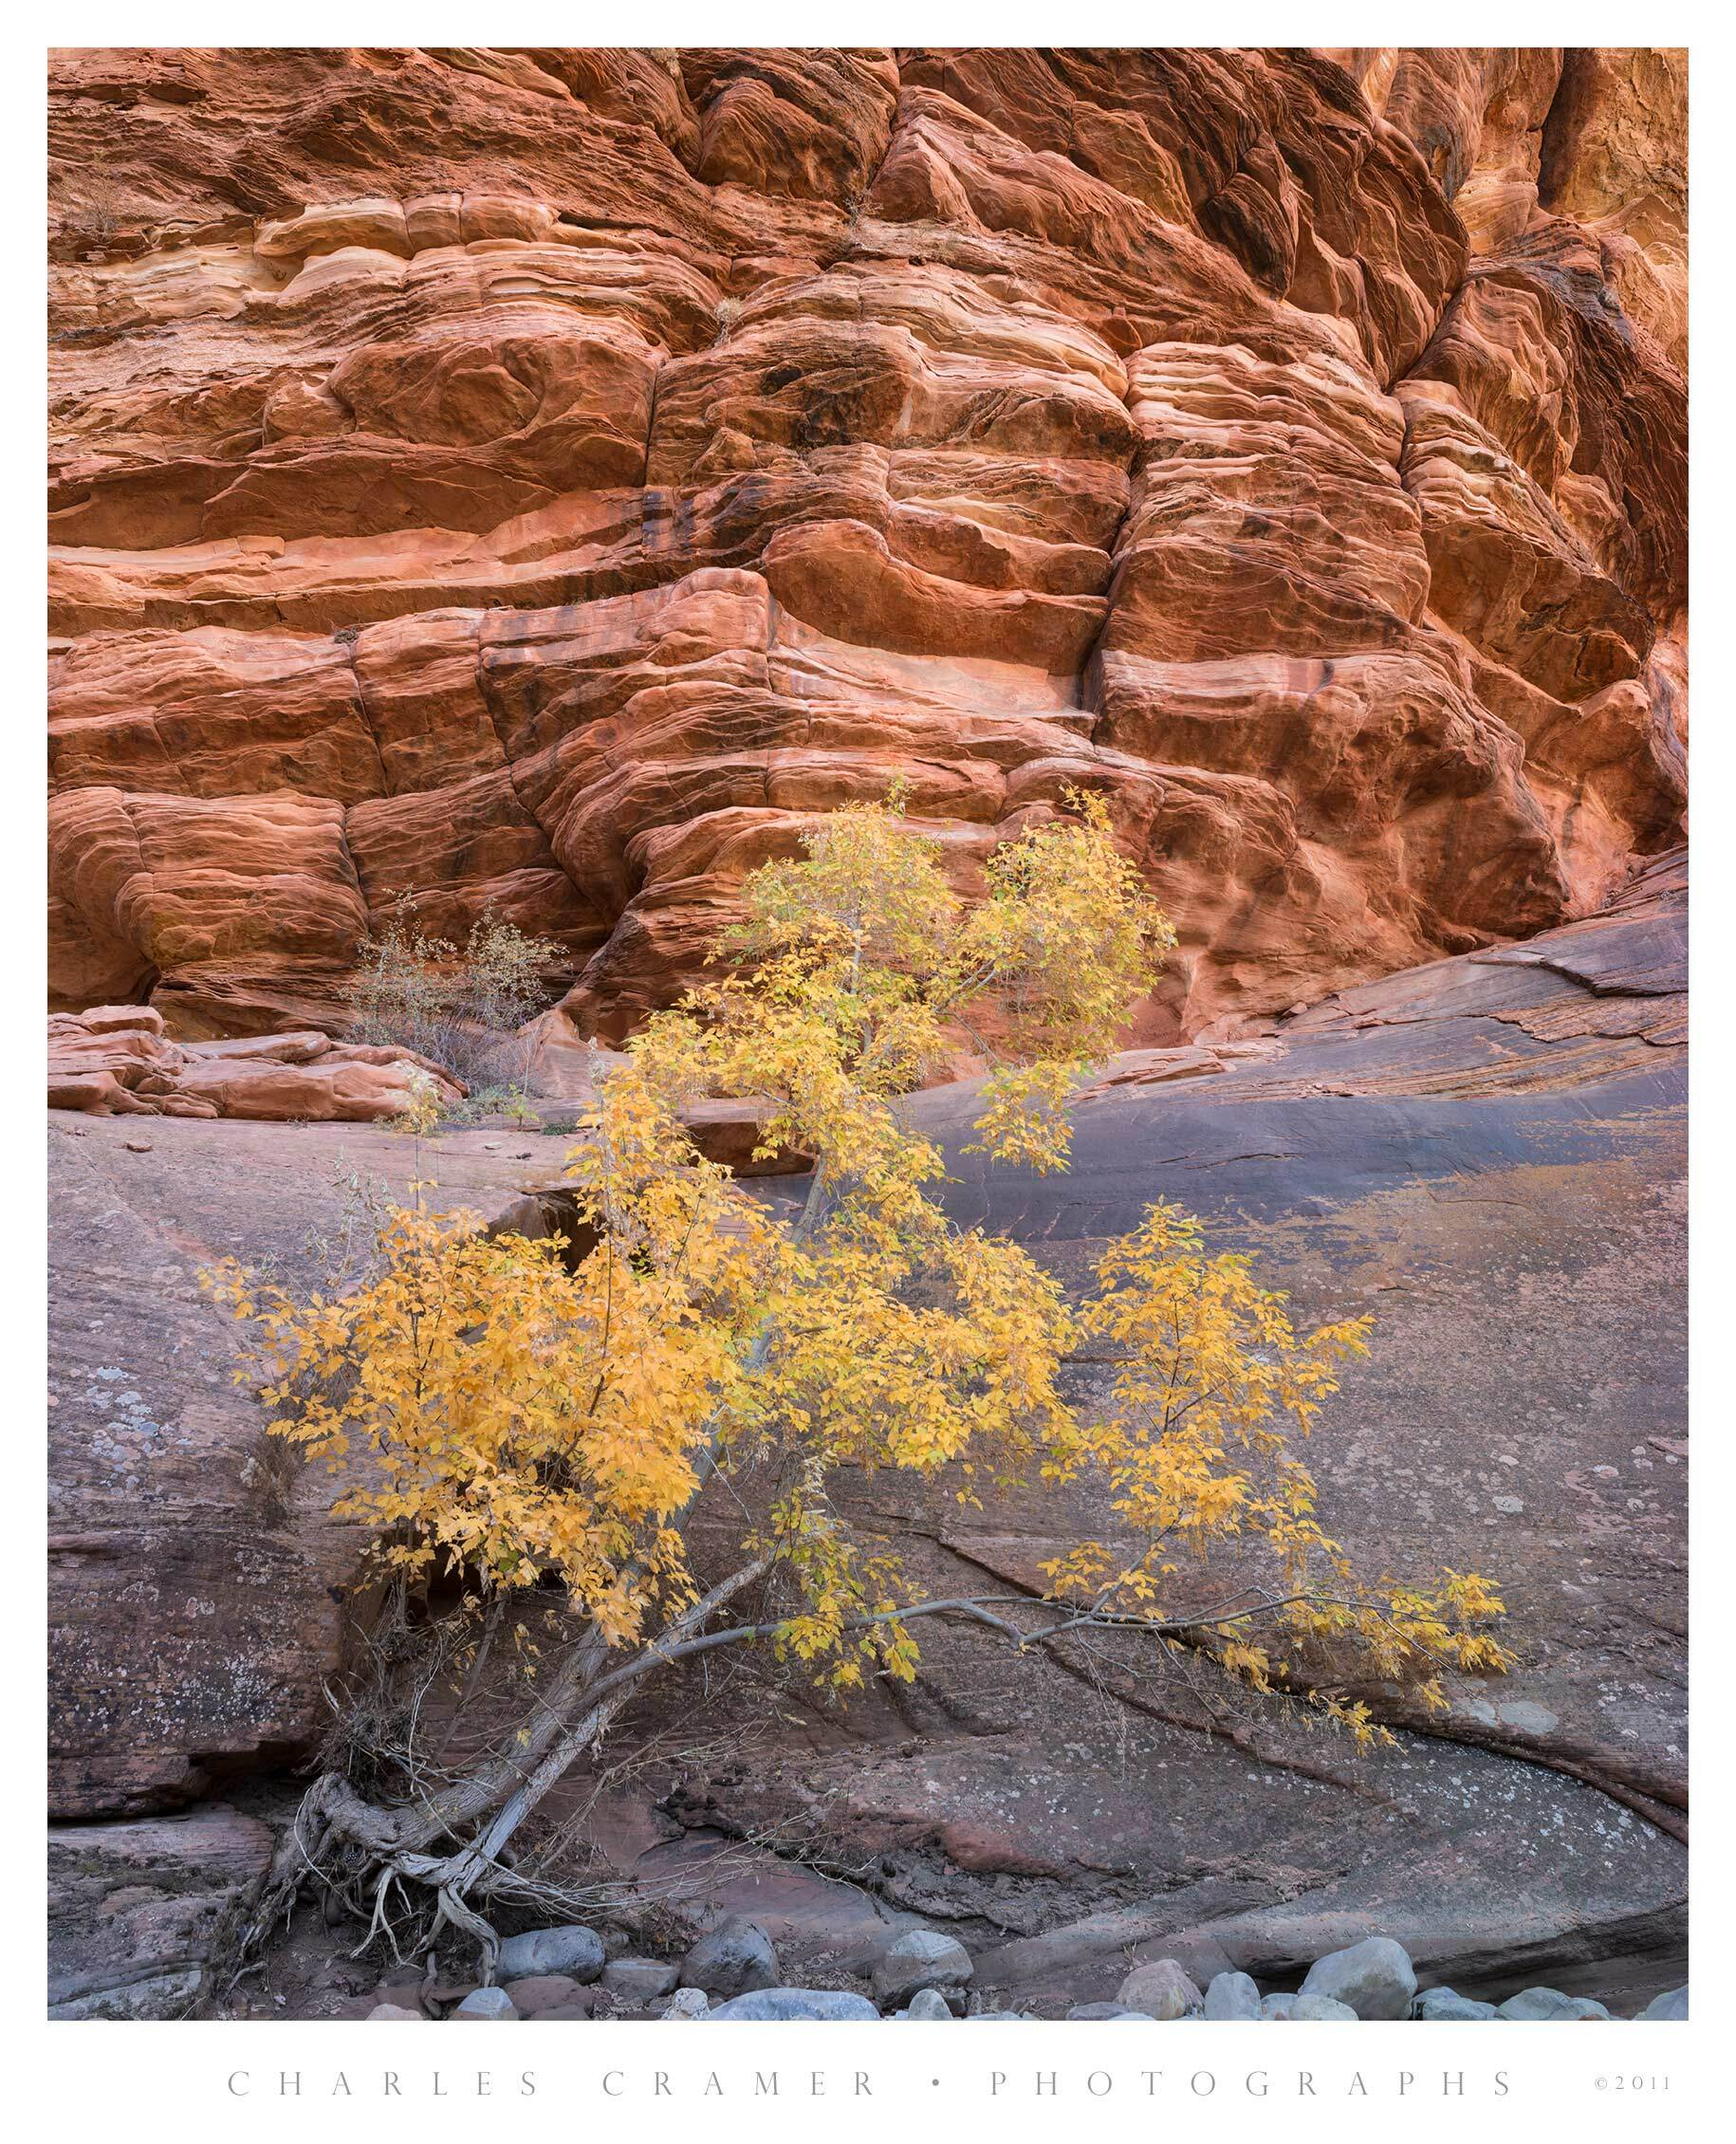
[48, 47, 1687, 1044]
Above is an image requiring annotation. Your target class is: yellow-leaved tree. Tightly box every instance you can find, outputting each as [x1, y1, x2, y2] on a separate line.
[205, 790, 1510, 1974]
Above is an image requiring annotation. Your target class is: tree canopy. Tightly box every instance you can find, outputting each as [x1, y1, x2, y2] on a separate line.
[205, 790, 1510, 1971]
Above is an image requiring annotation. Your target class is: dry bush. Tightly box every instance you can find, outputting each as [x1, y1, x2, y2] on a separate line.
[345, 901, 564, 1095]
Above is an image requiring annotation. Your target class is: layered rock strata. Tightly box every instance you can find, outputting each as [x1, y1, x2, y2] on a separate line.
[45, 42, 1690, 2017]
[47, 1805, 276, 2018]
[48, 1002, 465, 1118]
[49, 47, 1686, 1043]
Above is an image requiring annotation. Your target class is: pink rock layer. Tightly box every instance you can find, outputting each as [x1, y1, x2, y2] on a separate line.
[48, 1003, 464, 1120]
[48, 47, 1686, 1045]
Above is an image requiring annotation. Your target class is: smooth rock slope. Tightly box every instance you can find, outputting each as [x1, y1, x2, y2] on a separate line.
[47, 853, 1687, 2008]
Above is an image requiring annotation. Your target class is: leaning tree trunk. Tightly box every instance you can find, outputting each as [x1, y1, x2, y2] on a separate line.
[241, 1158, 853, 1979]
[242, 1558, 771, 1980]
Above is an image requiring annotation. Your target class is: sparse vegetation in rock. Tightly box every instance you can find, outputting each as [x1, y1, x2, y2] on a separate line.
[345, 900, 563, 1095]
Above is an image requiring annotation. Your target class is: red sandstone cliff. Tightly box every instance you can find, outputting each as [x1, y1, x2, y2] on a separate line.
[48, 47, 1686, 1044]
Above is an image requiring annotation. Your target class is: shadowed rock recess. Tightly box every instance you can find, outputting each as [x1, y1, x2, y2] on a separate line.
[47, 46, 1686, 2015]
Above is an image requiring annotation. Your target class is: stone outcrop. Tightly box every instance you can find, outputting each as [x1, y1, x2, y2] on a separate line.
[47, 1804, 275, 2017]
[48, 1002, 464, 1118]
[624, 852, 1687, 2009]
[46, 1111, 583, 1817]
[45, 45, 1689, 2023]
[47, 853, 1687, 2007]
[48, 47, 1685, 1044]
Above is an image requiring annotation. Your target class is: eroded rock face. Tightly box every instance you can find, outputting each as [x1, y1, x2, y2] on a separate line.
[48, 47, 1685, 1044]
[44, 45, 1689, 2014]
[46, 1111, 587, 1817]
[47, 1804, 275, 2017]
[48, 1003, 464, 1119]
